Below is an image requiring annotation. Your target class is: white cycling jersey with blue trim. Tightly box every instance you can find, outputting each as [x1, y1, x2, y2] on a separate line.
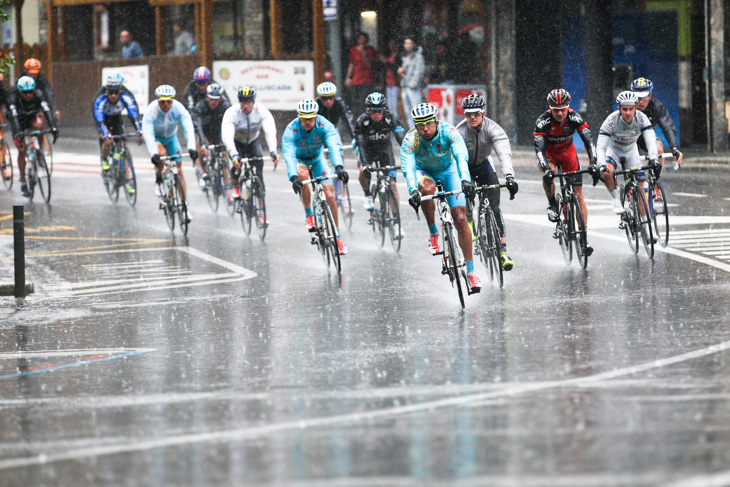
[400, 121, 471, 195]
[282, 115, 343, 181]
[596, 109, 658, 163]
[142, 99, 196, 156]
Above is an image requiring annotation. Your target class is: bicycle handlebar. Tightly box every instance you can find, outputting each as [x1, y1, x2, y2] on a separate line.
[612, 164, 655, 177]
[640, 152, 680, 171]
[302, 173, 337, 185]
[368, 165, 400, 172]
[553, 168, 592, 178]
[159, 153, 194, 162]
[323, 144, 354, 153]
[108, 133, 140, 140]
[420, 188, 463, 201]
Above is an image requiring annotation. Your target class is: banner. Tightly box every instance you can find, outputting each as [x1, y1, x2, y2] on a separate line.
[101, 65, 150, 113]
[427, 84, 487, 125]
[212, 60, 315, 111]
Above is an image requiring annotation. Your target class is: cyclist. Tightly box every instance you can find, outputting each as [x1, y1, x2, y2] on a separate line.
[92, 77, 142, 194]
[142, 84, 198, 222]
[631, 77, 683, 167]
[595, 91, 660, 240]
[221, 86, 278, 203]
[355, 92, 406, 235]
[192, 83, 231, 190]
[457, 94, 518, 270]
[17, 59, 58, 119]
[7, 76, 59, 197]
[315, 82, 356, 148]
[401, 103, 482, 293]
[534, 88, 596, 255]
[283, 99, 350, 255]
[182, 66, 230, 111]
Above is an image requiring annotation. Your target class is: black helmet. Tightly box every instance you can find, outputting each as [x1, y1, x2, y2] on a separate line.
[237, 86, 256, 101]
[547, 89, 571, 108]
[365, 92, 386, 110]
[462, 94, 486, 112]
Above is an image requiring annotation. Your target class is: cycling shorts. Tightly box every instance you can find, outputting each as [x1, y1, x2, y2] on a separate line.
[546, 145, 582, 186]
[298, 152, 333, 185]
[157, 135, 182, 162]
[605, 144, 645, 183]
[417, 165, 467, 208]
[366, 151, 397, 178]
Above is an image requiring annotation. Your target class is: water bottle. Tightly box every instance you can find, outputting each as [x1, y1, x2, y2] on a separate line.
[112, 152, 122, 167]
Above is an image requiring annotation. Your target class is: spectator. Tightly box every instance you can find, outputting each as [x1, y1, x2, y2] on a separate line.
[120, 30, 144, 59]
[345, 32, 377, 116]
[398, 36, 426, 128]
[380, 39, 401, 117]
[173, 22, 195, 56]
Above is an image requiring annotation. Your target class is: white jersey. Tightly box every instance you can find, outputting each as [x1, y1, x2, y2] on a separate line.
[596, 110, 658, 165]
[221, 102, 277, 157]
[141, 99, 196, 156]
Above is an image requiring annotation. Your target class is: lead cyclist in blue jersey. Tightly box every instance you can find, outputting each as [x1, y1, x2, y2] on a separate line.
[142, 85, 198, 221]
[401, 103, 482, 293]
[283, 99, 350, 256]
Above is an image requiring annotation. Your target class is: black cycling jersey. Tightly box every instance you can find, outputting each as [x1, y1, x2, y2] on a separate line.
[534, 109, 596, 164]
[192, 97, 231, 145]
[638, 97, 679, 150]
[354, 110, 405, 167]
[7, 88, 55, 137]
[316, 96, 355, 140]
[16, 71, 57, 114]
[182, 79, 230, 111]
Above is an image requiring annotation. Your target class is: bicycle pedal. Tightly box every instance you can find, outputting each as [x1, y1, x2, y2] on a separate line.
[308, 227, 317, 233]
[618, 221, 626, 230]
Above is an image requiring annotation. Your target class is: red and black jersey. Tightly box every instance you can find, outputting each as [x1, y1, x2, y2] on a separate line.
[534, 109, 596, 166]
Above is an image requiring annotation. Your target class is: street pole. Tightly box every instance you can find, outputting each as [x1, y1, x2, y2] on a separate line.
[13, 205, 25, 299]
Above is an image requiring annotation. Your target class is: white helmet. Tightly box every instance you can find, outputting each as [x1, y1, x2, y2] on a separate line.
[411, 103, 438, 123]
[316, 82, 337, 97]
[155, 84, 176, 100]
[297, 99, 319, 119]
[616, 90, 638, 107]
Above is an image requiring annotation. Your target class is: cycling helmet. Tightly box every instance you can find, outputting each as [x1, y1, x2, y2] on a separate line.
[105, 77, 123, 92]
[616, 90, 638, 106]
[546, 89, 570, 108]
[24, 58, 41, 74]
[237, 86, 256, 101]
[17, 76, 36, 92]
[155, 84, 176, 100]
[206, 83, 224, 100]
[316, 82, 337, 97]
[411, 103, 438, 123]
[193, 66, 211, 83]
[630, 77, 653, 97]
[296, 99, 319, 119]
[462, 94, 486, 112]
[365, 92, 386, 110]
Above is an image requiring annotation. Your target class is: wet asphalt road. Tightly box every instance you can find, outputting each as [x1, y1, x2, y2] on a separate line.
[1, 140, 730, 486]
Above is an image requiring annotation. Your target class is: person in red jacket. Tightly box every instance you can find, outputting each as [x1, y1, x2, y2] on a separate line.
[345, 32, 377, 116]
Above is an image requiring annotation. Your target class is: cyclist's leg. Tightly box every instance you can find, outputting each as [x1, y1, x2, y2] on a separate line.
[357, 151, 369, 195]
[417, 170, 437, 227]
[623, 147, 649, 217]
[161, 136, 186, 198]
[440, 166, 473, 263]
[386, 151, 399, 210]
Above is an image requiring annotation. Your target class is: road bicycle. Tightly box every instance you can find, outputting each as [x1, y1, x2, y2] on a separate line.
[23, 129, 53, 203]
[235, 156, 267, 241]
[366, 164, 402, 252]
[420, 182, 474, 309]
[472, 182, 509, 287]
[102, 133, 139, 207]
[157, 154, 192, 236]
[302, 168, 341, 273]
[614, 161, 656, 259]
[0, 124, 13, 190]
[552, 169, 591, 269]
[202, 143, 229, 214]
[642, 153, 674, 247]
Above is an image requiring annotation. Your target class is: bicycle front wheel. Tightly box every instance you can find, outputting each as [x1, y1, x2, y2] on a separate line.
[323, 200, 341, 273]
[373, 188, 386, 247]
[636, 188, 654, 259]
[174, 174, 189, 236]
[571, 197, 588, 269]
[486, 209, 503, 288]
[124, 155, 137, 207]
[240, 185, 253, 236]
[336, 180, 354, 230]
[557, 196, 572, 264]
[106, 160, 120, 203]
[206, 163, 220, 213]
[35, 150, 52, 203]
[1, 140, 13, 190]
[650, 181, 669, 247]
[252, 176, 267, 241]
[42, 135, 53, 174]
[443, 223, 465, 308]
[621, 184, 639, 254]
[386, 185, 401, 252]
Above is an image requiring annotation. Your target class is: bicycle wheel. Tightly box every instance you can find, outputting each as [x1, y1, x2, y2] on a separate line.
[636, 188, 654, 259]
[386, 185, 401, 252]
[443, 222, 465, 308]
[174, 174, 189, 236]
[252, 176, 267, 241]
[336, 181, 353, 230]
[124, 155, 137, 207]
[487, 209, 504, 288]
[312, 199, 327, 261]
[42, 134, 53, 174]
[35, 150, 51, 203]
[571, 197, 588, 269]
[206, 162, 220, 213]
[650, 181, 669, 247]
[1, 140, 13, 190]
[557, 195, 572, 264]
[621, 185, 639, 254]
[372, 187, 386, 247]
[240, 184, 253, 236]
[323, 200, 341, 273]
[106, 159, 120, 203]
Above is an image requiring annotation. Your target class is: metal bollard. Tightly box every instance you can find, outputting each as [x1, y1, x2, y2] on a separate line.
[13, 205, 25, 298]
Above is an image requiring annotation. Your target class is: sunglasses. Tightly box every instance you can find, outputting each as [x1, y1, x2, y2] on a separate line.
[465, 111, 482, 118]
[367, 108, 383, 113]
[107, 90, 120, 95]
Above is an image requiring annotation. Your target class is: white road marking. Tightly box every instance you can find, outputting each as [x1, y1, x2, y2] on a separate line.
[0, 348, 156, 360]
[668, 470, 730, 487]
[672, 192, 707, 198]
[1, 339, 728, 470]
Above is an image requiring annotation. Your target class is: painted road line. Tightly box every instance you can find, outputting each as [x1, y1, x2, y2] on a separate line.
[672, 192, 707, 198]
[0, 339, 728, 470]
[0, 348, 156, 360]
